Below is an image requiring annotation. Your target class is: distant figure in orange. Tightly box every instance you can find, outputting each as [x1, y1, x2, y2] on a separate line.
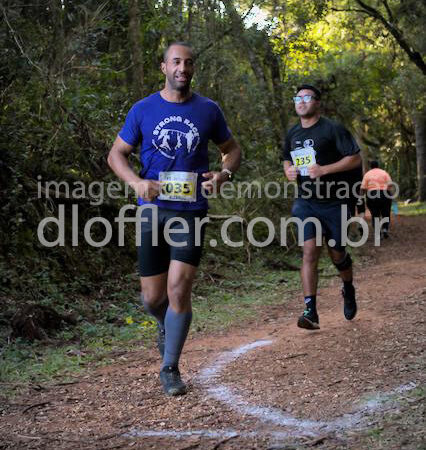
[361, 160, 393, 239]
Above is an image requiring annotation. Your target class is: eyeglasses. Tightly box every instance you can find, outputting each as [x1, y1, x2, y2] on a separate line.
[293, 95, 318, 104]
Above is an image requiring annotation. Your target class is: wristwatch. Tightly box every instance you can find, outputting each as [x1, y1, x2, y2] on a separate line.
[221, 168, 233, 181]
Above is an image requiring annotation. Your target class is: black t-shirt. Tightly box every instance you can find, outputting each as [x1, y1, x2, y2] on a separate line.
[282, 117, 360, 201]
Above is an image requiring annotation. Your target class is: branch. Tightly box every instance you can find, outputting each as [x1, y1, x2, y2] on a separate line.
[63, 64, 134, 74]
[194, 0, 265, 55]
[194, 26, 233, 58]
[221, 0, 268, 86]
[353, 0, 426, 75]
[22, 401, 50, 414]
[0, 79, 15, 103]
[381, 0, 394, 22]
[241, 0, 256, 21]
[1, 6, 44, 75]
[330, 7, 367, 13]
[360, 135, 381, 148]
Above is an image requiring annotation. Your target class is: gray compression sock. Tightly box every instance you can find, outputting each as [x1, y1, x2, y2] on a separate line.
[162, 308, 192, 369]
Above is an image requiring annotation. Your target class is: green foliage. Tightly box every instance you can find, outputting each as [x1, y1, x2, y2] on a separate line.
[398, 201, 426, 216]
[0, 246, 303, 392]
[0, 0, 424, 391]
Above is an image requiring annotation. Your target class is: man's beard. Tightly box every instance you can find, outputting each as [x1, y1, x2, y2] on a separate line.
[168, 75, 191, 93]
[298, 108, 317, 118]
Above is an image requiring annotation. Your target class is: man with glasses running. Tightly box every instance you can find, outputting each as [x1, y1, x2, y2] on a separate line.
[282, 84, 362, 330]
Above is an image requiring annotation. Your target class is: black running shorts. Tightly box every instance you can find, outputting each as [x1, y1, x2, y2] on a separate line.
[137, 206, 208, 277]
[291, 198, 349, 251]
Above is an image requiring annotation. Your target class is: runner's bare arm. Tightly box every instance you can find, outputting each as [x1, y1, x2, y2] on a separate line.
[283, 160, 297, 181]
[107, 135, 161, 201]
[386, 175, 395, 195]
[202, 137, 241, 192]
[308, 154, 361, 179]
[218, 137, 241, 175]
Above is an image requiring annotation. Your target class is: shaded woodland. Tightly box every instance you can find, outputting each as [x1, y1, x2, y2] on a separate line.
[1, 0, 425, 335]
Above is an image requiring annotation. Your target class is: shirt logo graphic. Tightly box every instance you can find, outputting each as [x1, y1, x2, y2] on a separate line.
[152, 115, 200, 159]
[294, 138, 315, 152]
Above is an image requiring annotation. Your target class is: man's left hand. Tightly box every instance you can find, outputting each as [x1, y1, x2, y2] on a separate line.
[308, 164, 325, 179]
[201, 171, 229, 194]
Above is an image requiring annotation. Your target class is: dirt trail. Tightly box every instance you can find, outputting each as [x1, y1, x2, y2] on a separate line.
[1, 215, 425, 450]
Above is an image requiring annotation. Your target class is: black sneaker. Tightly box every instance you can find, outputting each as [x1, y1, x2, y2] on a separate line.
[160, 366, 187, 396]
[342, 285, 357, 320]
[157, 324, 165, 358]
[297, 309, 320, 330]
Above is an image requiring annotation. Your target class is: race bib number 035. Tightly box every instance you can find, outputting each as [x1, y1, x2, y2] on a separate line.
[290, 148, 316, 176]
[158, 171, 198, 202]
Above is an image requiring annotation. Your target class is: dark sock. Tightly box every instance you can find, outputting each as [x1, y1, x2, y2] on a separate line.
[162, 308, 192, 370]
[304, 295, 317, 314]
[142, 294, 168, 330]
[343, 280, 354, 292]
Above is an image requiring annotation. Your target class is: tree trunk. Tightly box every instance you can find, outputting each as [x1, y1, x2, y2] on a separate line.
[353, 128, 368, 173]
[413, 108, 426, 201]
[49, 0, 65, 82]
[221, 0, 284, 150]
[172, 0, 183, 39]
[265, 40, 288, 134]
[221, 0, 267, 88]
[128, 0, 144, 100]
[186, 0, 193, 41]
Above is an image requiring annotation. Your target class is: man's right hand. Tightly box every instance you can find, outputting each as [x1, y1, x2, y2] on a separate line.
[108, 137, 163, 202]
[131, 179, 162, 202]
[285, 165, 298, 181]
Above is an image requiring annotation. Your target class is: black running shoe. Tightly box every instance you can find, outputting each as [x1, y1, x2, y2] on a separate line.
[160, 366, 187, 396]
[297, 309, 320, 330]
[157, 324, 165, 358]
[342, 285, 357, 320]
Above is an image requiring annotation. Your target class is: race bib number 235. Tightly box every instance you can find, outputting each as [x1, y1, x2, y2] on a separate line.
[290, 148, 316, 176]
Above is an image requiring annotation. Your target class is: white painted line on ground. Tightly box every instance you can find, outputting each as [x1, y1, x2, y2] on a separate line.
[125, 428, 314, 440]
[197, 339, 417, 434]
[126, 339, 417, 441]
[197, 339, 323, 435]
[125, 429, 241, 439]
[328, 381, 418, 431]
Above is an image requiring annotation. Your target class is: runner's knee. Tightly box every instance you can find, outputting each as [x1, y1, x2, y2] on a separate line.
[140, 291, 167, 308]
[303, 252, 319, 266]
[168, 279, 189, 301]
[333, 252, 352, 271]
[168, 277, 193, 310]
[303, 244, 321, 265]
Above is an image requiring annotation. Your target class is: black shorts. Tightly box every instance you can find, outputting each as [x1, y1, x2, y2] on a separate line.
[366, 190, 392, 219]
[348, 197, 366, 217]
[291, 198, 349, 251]
[137, 206, 208, 277]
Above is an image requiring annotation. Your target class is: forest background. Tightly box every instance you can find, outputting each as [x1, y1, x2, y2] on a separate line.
[0, 0, 425, 382]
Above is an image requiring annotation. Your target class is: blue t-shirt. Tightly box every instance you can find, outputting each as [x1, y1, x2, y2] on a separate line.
[119, 92, 231, 210]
